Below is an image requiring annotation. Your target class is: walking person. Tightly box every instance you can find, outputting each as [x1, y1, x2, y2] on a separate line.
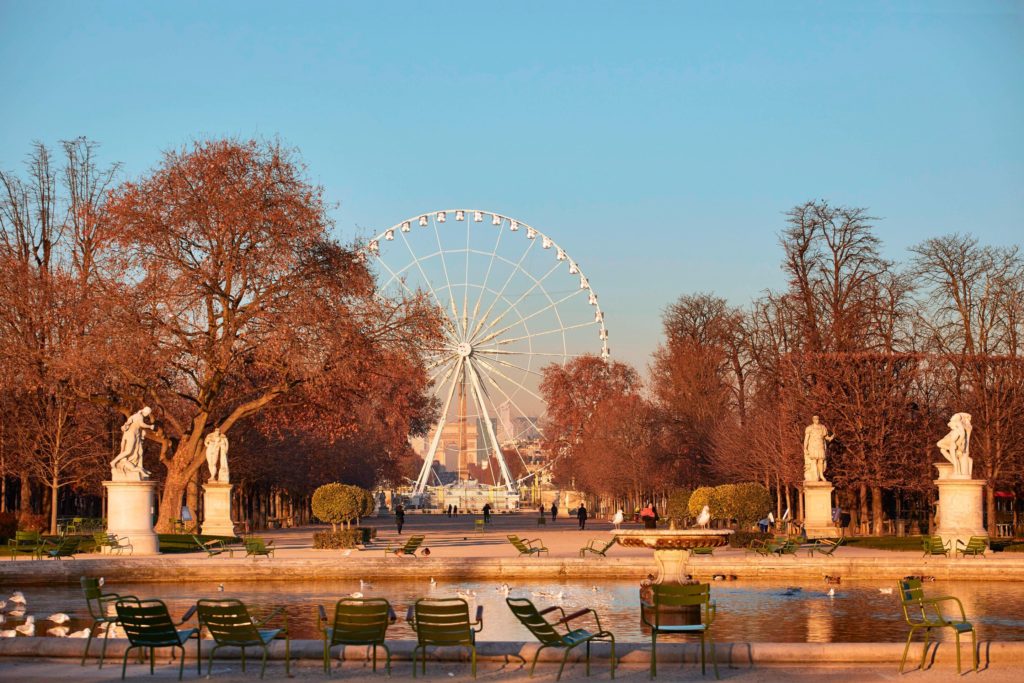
[538, 503, 546, 519]
[446, 504, 452, 517]
[482, 502, 491, 524]
[550, 503, 558, 522]
[395, 503, 405, 535]
[453, 504, 458, 516]
[577, 503, 588, 530]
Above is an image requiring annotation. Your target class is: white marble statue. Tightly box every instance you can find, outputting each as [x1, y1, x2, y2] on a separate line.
[803, 415, 835, 482]
[937, 412, 972, 478]
[204, 428, 230, 483]
[110, 407, 154, 481]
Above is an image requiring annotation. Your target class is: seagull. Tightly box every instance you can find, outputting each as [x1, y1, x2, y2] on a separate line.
[827, 588, 836, 598]
[8, 609, 25, 619]
[47, 613, 71, 624]
[68, 628, 91, 639]
[351, 592, 364, 599]
[0, 614, 5, 624]
[0, 599, 7, 610]
[695, 506, 711, 529]
[359, 579, 373, 590]
[879, 588, 894, 595]
[430, 578, 437, 586]
[9, 592, 26, 605]
[592, 586, 599, 592]
[495, 583, 510, 595]
[341, 549, 352, 557]
[15, 616, 35, 636]
[0, 630, 15, 638]
[47, 626, 69, 637]
[98, 578, 105, 587]
[217, 584, 225, 592]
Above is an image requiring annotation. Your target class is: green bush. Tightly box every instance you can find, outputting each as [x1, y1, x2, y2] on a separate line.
[728, 531, 773, 548]
[313, 529, 365, 549]
[688, 486, 715, 519]
[312, 483, 363, 531]
[711, 484, 738, 522]
[666, 489, 692, 524]
[733, 482, 772, 528]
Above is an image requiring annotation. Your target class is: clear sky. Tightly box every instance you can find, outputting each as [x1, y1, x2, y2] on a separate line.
[1, 0, 1021, 370]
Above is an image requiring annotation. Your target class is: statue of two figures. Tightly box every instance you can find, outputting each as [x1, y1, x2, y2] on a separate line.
[803, 415, 834, 483]
[937, 412, 972, 478]
[110, 407, 155, 481]
[204, 428, 230, 483]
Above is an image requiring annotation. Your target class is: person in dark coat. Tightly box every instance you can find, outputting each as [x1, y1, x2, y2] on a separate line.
[577, 504, 588, 530]
[395, 503, 405, 534]
[550, 503, 558, 522]
[482, 503, 491, 524]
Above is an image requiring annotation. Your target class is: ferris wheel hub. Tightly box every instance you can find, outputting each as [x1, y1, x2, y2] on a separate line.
[456, 342, 473, 358]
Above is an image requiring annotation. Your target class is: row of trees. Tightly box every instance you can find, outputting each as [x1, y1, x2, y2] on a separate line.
[542, 201, 1024, 534]
[0, 138, 441, 532]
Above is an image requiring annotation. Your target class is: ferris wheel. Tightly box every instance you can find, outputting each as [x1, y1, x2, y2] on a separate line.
[364, 209, 609, 497]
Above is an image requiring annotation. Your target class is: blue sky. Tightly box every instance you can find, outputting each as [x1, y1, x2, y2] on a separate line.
[1, 1, 1021, 370]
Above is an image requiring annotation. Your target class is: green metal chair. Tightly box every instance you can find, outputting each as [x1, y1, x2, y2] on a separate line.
[579, 538, 617, 558]
[689, 546, 715, 557]
[955, 536, 988, 558]
[897, 578, 977, 674]
[114, 598, 199, 680]
[318, 597, 396, 675]
[191, 534, 238, 558]
[804, 537, 844, 557]
[508, 535, 549, 557]
[506, 598, 616, 681]
[641, 583, 718, 679]
[474, 519, 486, 533]
[7, 530, 44, 560]
[922, 535, 951, 558]
[244, 537, 275, 559]
[384, 535, 424, 556]
[407, 598, 483, 678]
[197, 599, 290, 679]
[43, 535, 81, 559]
[81, 577, 136, 668]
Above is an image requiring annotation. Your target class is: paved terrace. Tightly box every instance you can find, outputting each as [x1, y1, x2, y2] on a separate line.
[3, 513, 1023, 585]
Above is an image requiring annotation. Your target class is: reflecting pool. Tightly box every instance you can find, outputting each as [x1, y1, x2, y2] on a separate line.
[10, 577, 1024, 642]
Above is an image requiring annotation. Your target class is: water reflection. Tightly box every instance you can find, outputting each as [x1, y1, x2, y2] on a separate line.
[12, 578, 1024, 643]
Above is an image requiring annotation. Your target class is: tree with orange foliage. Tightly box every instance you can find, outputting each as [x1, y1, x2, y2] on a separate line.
[98, 139, 440, 531]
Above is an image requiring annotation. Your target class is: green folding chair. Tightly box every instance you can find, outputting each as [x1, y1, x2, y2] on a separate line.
[114, 598, 199, 680]
[81, 577, 136, 668]
[318, 597, 396, 675]
[897, 579, 977, 674]
[197, 599, 290, 678]
[407, 598, 483, 678]
[641, 583, 718, 679]
[506, 597, 616, 680]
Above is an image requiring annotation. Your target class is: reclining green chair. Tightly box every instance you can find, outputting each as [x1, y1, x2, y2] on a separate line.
[318, 597, 396, 675]
[579, 538, 616, 558]
[7, 530, 44, 560]
[81, 576, 136, 668]
[407, 598, 483, 678]
[642, 582, 718, 679]
[114, 598, 199, 681]
[508, 535, 549, 557]
[190, 534, 238, 558]
[897, 578, 977, 674]
[955, 536, 988, 558]
[506, 597, 616, 681]
[43, 535, 81, 559]
[384, 535, 424, 556]
[244, 537, 275, 559]
[197, 599, 290, 679]
[804, 537, 844, 557]
[922, 535, 951, 558]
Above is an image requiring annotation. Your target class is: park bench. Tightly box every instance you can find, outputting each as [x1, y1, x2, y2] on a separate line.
[922, 535, 951, 558]
[955, 536, 988, 558]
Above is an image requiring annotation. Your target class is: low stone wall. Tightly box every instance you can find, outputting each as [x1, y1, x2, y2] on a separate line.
[4, 554, 1024, 586]
[1, 637, 1020, 666]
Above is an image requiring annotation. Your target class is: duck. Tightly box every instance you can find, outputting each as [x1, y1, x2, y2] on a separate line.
[781, 587, 802, 596]
[46, 613, 71, 624]
[47, 626, 69, 637]
[15, 616, 35, 636]
[712, 574, 726, 581]
[824, 575, 841, 585]
[68, 628, 91, 639]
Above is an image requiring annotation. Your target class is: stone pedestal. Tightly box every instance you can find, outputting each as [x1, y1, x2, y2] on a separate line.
[201, 481, 236, 537]
[103, 480, 159, 555]
[934, 462, 986, 549]
[803, 481, 836, 539]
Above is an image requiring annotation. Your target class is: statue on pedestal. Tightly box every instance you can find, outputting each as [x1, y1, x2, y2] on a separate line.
[204, 428, 230, 483]
[803, 415, 834, 482]
[110, 407, 155, 481]
[937, 412, 972, 478]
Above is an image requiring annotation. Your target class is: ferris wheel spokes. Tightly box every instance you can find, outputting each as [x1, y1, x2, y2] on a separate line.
[472, 287, 586, 348]
[469, 260, 563, 346]
[415, 355, 464, 493]
[465, 358, 516, 493]
[467, 233, 538, 342]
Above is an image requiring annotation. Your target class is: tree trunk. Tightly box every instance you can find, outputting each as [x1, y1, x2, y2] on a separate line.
[20, 471, 31, 515]
[50, 477, 59, 535]
[986, 485, 996, 536]
[859, 484, 869, 535]
[871, 485, 883, 536]
[187, 475, 199, 532]
[155, 442, 204, 532]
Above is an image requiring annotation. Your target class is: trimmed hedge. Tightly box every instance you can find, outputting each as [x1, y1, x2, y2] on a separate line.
[728, 531, 773, 548]
[314, 529, 364, 549]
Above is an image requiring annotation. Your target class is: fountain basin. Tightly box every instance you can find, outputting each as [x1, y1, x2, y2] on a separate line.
[615, 529, 734, 584]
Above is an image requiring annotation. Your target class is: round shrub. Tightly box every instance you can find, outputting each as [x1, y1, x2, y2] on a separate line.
[312, 483, 360, 531]
[688, 486, 715, 519]
[733, 482, 772, 528]
[666, 489, 692, 525]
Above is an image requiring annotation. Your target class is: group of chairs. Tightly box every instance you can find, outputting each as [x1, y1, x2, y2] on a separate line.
[191, 534, 275, 559]
[921, 534, 989, 558]
[744, 535, 845, 558]
[6, 529, 96, 560]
